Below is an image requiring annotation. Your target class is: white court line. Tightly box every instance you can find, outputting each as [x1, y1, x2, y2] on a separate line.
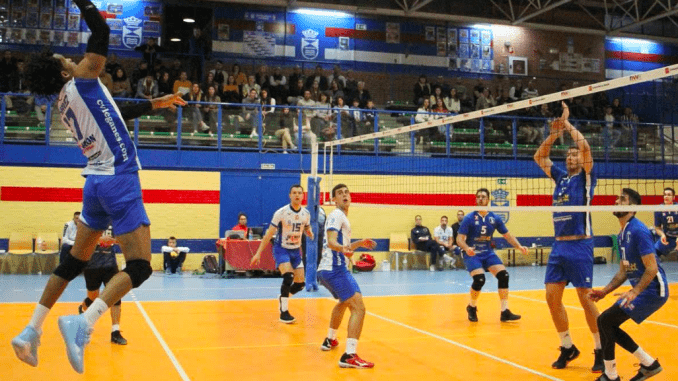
[365, 308, 564, 381]
[130, 291, 191, 381]
[511, 294, 678, 329]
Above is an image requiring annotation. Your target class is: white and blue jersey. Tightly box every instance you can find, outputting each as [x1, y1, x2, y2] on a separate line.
[654, 203, 678, 238]
[319, 208, 351, 272]
[550, 165, 596, 237]
[270, 204, 310, 250]
[617, 217, 669, 323]
[58, 77, 141, 176]
[458, 211, 508, 254]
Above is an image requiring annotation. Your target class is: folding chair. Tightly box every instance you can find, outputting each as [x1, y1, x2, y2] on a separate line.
[1, 232, 36, 274]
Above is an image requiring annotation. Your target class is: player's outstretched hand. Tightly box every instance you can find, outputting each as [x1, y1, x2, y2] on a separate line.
[250, 253, 261, 266]
[588, 289, 606, 302]
[152, 92, 187, 111]
[560, 101, 569, 120]
[660, 234, 668, 245]
[614, 289, 638, 308]
[518, 246, 529, 256]
[361, 239, 377, 250]
[466, 247, 476, 257]
[342, 245, 354, 258]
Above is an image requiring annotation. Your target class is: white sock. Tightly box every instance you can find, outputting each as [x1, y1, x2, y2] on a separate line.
[604, 359, 618, 379]
[28, 304, 50, 334]
[345, 338, 358, 354]
[111, 324, 120, 333]
[593, 332, 602, 350]
[328, 328, 337, 340]
[83, 298, 108, 327]
[280, 297, 289, 312]
[469, 299, 477, 307]
[633, 347, 655, 367]
[500, 299, 508, 312]
[558, 330, 573, 349]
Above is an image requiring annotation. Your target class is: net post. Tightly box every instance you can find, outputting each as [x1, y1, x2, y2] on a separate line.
[305, 172, 321, 292]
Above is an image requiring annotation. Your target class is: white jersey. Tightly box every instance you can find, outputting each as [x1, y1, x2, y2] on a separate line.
[434, 226, 453, 244]
[57, 78, 141, 176]
[270, 204, 311, 249]
[319, 208, 351, 271]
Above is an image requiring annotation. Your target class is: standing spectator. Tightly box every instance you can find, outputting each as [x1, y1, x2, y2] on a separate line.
[241, 75, 261, 98]
[134, 37, 164, 67]
[351, 81, 371, 108]
[411, 215, 450, 271]
[188, 26, 210, 83]
[349, 98, 364, 136]
[209, 60, 228, 86]
[413, 74, 432, 106]
[172, 71, 192, 95]
[434, 216, 456, 269]
[184, 83, 209, 133]
[239, 88, 260, 136]
[327, 65, 346, 89]
[204, 85, 221, 132]
[231, 63, 247, 87]
[135, 74, 158, 100]
[287, 78, 306, 105]
[60, 212, 80, 264]
[276, 107, 297, 153]
[268, 66, 287, 104]
[362, 99, 377, 133]
[620, 106, 639, 144]
[161, 236, 190, 275]
[111, 68, 132, 98]
[472, 80, 485, 107]
[305, 65, 328, 91]
[0, 50, 18, 92]
[453, 77, 469, 104]
[450, 210, 465, 266]
[156, 71, 173, 97]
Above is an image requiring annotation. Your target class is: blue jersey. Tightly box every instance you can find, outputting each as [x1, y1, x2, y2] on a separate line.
[57, 78, 141, 176]
[458, 211, 508, 254]
[618, 217, 669, 297]
[654, 203, 678, 237]
[550, 165, 595, 237]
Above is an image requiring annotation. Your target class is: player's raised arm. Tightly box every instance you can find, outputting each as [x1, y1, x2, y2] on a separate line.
[72, 0, 110, 79]
[533, 121, 563, 179]
[560, 102, 593, 174]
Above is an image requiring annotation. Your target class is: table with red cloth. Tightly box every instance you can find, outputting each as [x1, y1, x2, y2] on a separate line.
[216, 239, 276, 271]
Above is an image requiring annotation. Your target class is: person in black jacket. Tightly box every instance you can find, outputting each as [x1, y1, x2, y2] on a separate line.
[411, 215, 449, 271]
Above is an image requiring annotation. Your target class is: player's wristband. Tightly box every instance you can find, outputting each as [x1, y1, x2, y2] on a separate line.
[74, 0, 110, 57]
[117, 100, 153, 120]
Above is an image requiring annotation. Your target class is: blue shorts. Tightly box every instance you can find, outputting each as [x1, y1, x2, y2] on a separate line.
[545, 239, 594, 288]
[318, 268, 361, 302]
[463, 251, 503, 273]
[80, 173, 150, 236]
[273, 246, 303, 269]
[617, 286, 668, 324]
[654, 237, 677, 256]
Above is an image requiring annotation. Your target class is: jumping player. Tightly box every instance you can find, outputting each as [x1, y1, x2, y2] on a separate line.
[250, 184, 314, 323]
[11, 0, 185, 373]
[456, 188, 528, 322]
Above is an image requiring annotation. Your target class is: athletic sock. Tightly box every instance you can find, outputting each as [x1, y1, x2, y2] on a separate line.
[469, 299, 477, 308]
[328, 328, 337, 340]
[111, 324, 120, 333]
[604, 360, 618, 379]
[280, 297, 289, 312]
[633, 347, 655, 367]
[28, 304, 50, 334]
[83, 298, 108, 327]
[593, 332, 602, 350]
[346, 338, 358, 354]
[500, 299, 508, 312]
[558, 330, 573, 349]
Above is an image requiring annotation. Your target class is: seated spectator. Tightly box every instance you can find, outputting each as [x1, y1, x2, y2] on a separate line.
[268, 66, 287, 104]
[411, 215, 449, 272]
[297, 90, 316, 125]
[453, 77, 469, 106]
[210, 60, 228, 86]
[309, 79, 323, 102]
[60, 211, 80, 264]
[5, 59, 33, 114]
[204, 85, 221, 133]
[434, 216, 456, 269]
[429, 86, 444, 108]
[328, 79, 345, 105]
[472, 80, 485, 106]
[432, 98, 450, 140]
[168, 58, 184, 84]
[592, 91, 609, 120]
[239, 88, 260, 136]
[476, 88, 496, 111]
[231, 63, 248, 87]
[259, 88, 276, 130]
[221, 75, 241, 103]
[156, 71, 173, 97]
[232, 213, 251, 236]
[111, 68, 132, 98]
[362, 99, 377, 133]
[312, 92, 334, 139]
[241, 75, 261, 98]
[255, 65, 269, 91]
[444, 88, 461, 114]
[305, 64, 328, 91]
[173, 71, 192, 95]
[288, 65, 305, 93]
[136, 74, 158, 100]
[131, 60, 151, 93]
[293, 114, 317, 148]
[332, 96, 352, 138]
[0, 50, 17, 93]
[327, 64, 346, 90]
[287, 78, 306, 105]
[509, 79, 523, 101]
[183, 83, 210, 133]
[521, 80, 539, 99]
[349, 98, 365, 136]
[34, 94, 55, 125]
[415, 98, 433, 144]
[105, 53, 122, 76]
[495, 88, 511, 106]
[344, 69, 358, 94]
[202, 71, 218, 94]
[161, 236, 189, 275]
[276, 107, 297, 152]
[351, 81, 371, 108]
[413, 74, 432, 105]
[432, 75, 451, 96]
[611, 97, 624, 119]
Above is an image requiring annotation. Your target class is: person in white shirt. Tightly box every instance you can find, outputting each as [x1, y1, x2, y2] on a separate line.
[415, 98, 433, 144]
[161, 237, 190, 275]
[251, 184, 313, 323]
[434, 216, 456, 269]
[60, 211, 80, 263]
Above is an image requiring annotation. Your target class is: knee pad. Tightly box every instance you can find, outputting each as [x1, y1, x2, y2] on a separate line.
[54, 253, 88, 281]
[122, 259, 152, 288]
[280, 272, 294, 297]
[496, 270, 509, 289]
[290, 282, 305, 295]
[83, 297, 93, 307]
[471, 274, 486, 291]
[114, 299, 122, 306]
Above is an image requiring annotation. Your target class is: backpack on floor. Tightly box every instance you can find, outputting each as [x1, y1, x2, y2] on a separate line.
[202, 254, 219, 274]
[354, 253, 376, 272]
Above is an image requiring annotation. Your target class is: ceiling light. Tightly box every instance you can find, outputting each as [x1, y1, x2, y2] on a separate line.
[183, 18, 195, 23]
[170, 38, 181, 42]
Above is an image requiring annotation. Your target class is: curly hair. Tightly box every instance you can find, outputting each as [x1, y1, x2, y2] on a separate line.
[25, 50, 67, 96]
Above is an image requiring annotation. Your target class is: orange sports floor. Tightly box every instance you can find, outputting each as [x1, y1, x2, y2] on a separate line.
[2, 283, 676, 380]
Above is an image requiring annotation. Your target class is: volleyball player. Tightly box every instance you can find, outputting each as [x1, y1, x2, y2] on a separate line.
[534, 101, 603, 372]
[456, 188, 528, 322]
[250, 184, 314, 323]
[11, 0, 185, 373]
[589, 188, 667, 381]
[318, 184, 377, 368]
[653, 187, 678, 257]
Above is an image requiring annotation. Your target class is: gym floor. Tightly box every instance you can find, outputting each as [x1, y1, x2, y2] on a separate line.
[2, 263, 677, 380]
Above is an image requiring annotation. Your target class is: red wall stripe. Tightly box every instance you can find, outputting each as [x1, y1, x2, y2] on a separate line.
[517, 194, 665, 207]
[605, 50, 676, 63]
[0, 187, 220, 204]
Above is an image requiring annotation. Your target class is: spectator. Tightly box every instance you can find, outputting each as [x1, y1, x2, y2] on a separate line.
[241, 75, 261, 98]
[305, 64, 328, 91]
[432, 75, 451, 96]
[34, 94, 55, 125]
[351, 81, 372, 108]
[592, 91, 609, 120]
[287, 78, 306, 105]
[411, 215, 450, 271]
[231, 63, 247, 87]
[136, 74, 158, 100]
[111, 68, 132, 98]
[413, 74, 431, 105]
[472, 80, 485, 106]
[255, 65, 270, 92]
[432, 98, 450, 140]
[349, 98, 365, 136]
[604, 105, 621, 147]
[312, 92, 334, 139]
[451, 210, 464, 247]
[293, 114, 317, 148]
[204, 85, 221, 133]
[297, 90, 316, 124]
[619, 107, 639, 147]
[509, 79, 523, 101]
[5, 59, 32, 114]
[232, 213, 251, 236]
[495, 88, 511, 106]
[333, 96, 352, 138]
[288, 65, 305, 92]
[173, 71, 192, 95]
[434, 216, 457, 269]
[429, 86, 444, 107]
[328, 79, 345, 105]
[327, 65, 346, 90]
[308, 79, 323, 102]
[98, 69, 113, 92]
[134, 37, 164, 67]
[161, 236, 190, 275]
[362, 99, 377, 133]
[475, 88, 496, 110]
[184, 83, 210, 133]
[130, 60, 150, 94]
[453, 77, 469, 104]
[239, 88, 260, 136]
[415, 98, 433, 144]
[259, 88, 276, 130]
[152, 60, 168, 82]
[268, 66, 287, 104]
[201, 71, 218, 94]
[156, 71, 173, 97]
[343, 69, 358, 94]
[60, 211, 80, 264]
[0, 50, 17, 92]
[521, 80, 539, 99]
[188, 26, 210, 82]
[276, 107, 297, 153]
[209, 60, 228, 86]
[168, 58, 184, 84]
[104, 53, 122, 76]
[610, 97, 624, 119]
[220, 75, 240, 102]
[444, 88, 461, 114]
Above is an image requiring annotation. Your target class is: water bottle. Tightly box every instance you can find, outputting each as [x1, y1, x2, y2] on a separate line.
[248, 229, 253, 240]
[36, 237, 43, 251]
[402, 255, 408, 269]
